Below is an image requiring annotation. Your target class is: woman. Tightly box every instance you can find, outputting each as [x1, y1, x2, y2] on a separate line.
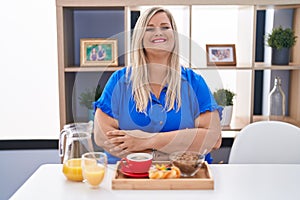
[93, 7, 222, 164]
[89, 47, 98, 61]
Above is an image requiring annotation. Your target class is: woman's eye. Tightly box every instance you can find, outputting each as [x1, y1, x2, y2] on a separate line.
[145, 27, 171, 32]
[161, 26, 171, 30]
[146, 27, 155, 32]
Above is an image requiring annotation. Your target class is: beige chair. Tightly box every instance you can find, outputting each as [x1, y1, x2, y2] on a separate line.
[228, 121, 300, 164]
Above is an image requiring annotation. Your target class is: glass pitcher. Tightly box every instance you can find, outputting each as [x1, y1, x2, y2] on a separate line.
[59, 122, 94, 181]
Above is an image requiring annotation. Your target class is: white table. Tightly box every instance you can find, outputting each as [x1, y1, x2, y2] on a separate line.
[10, 164, 300, 200]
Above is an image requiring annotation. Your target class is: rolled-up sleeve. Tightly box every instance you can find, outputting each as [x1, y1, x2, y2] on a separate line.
[93, 70, 123, 119]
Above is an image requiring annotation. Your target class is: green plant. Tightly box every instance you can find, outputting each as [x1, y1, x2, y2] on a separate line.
[79, 85, 103, 110]
[266, 26, 297, 50]
[213, 89, 235, 106]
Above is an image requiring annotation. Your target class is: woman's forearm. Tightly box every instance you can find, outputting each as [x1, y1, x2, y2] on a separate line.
[93, 108, 120, 151]
[146, 110, 221, 154]
[107, 110, 221, 156]
[105, 127, 221, 158]
[147, 127, 221, 154]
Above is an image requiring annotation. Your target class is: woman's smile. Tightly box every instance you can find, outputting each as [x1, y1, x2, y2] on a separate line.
[151, 38, 167, 43]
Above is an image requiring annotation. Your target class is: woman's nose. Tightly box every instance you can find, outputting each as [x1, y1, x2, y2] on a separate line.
[154, 28, 163, 36]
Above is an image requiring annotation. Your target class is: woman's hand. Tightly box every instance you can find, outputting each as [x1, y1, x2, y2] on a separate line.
[105, 130, 155, 156]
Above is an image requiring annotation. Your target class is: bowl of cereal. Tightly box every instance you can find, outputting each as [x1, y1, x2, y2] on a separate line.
[169, 151, 205, 177]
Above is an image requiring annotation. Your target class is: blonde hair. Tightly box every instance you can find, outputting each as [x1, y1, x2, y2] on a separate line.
[127, 7, 181, 113]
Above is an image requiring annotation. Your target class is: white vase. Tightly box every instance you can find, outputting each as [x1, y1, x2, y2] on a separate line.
[221, 106, 233, 126]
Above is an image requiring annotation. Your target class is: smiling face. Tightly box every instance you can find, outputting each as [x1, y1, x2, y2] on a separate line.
[143, 11, 175, 56]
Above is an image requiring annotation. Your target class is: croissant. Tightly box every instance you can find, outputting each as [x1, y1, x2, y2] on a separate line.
[148, 164, 181, 179]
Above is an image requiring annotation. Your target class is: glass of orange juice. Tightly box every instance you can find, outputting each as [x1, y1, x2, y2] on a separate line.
[81, 152, 107, 189]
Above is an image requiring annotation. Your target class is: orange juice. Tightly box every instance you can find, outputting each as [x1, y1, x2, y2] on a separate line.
[83, 165, 105, 187]
[62, 158, 83, 181]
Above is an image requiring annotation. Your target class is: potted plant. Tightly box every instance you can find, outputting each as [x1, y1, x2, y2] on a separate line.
[266, 26, 297, 65]
[213, 88, 235, 126]
[79, 85, 103, 121]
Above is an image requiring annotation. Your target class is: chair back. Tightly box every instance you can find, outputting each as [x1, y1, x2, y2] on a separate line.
[229, 121, 300, 164]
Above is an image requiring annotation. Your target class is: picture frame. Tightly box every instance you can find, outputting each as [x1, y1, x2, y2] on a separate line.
[206, 44, 236, 66]
[80, 38, 118, 67]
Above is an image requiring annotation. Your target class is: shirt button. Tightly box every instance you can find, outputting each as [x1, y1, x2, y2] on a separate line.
[159, 121, 163, 125]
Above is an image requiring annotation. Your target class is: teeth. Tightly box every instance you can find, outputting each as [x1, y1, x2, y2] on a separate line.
[153, 39, 165, 43]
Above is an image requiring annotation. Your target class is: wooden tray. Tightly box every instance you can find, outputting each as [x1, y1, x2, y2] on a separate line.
[112, 161, 214, 190]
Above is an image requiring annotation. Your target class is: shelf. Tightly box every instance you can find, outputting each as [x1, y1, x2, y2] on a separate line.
[66, 65, 253, 72]
[254, 62, 300, 70]
[256, 4, 300, 10]
[221, 116, 250, 131]
[221, 115, 300, 134]
[191, 65, 252, 70]
[221, 131, 238, 139]
[65, 64, 300, 72]
[253, 115, 300, 128]
[65, 65, 254, 72]
[57, 0, 261, 7]
[65, 66, 124, 72]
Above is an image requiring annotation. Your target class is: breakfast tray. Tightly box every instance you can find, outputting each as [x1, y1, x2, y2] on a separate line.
[111, 161, 214, 190]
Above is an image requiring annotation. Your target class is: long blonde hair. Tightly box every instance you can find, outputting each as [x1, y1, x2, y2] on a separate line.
[127, 7, 181, 113]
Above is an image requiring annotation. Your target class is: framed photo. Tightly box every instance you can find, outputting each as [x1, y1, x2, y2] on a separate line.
[206, 44, 236, 66]
[80, 38, 118, 67]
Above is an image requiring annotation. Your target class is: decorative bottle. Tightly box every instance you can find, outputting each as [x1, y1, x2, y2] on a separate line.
[268, 76, 286, 118]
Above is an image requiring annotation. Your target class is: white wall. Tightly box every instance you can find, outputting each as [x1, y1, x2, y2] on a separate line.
[0, 0, 60, 198]
[0, 0, 59, 139]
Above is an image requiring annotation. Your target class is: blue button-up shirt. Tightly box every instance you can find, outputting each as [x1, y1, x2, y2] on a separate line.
[94, 66, 222, 163]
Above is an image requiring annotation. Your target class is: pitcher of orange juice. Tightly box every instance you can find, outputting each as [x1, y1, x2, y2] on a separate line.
[59, 121, 94, 181]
